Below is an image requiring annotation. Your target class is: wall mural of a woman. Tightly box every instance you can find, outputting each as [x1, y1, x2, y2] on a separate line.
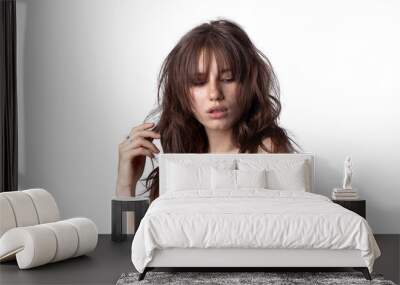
[116, 18, 302, 203]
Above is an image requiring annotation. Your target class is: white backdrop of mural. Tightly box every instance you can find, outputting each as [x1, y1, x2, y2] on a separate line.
[16, 0, 400, 234]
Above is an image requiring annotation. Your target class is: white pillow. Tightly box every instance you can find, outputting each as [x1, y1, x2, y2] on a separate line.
[211, 168, 267, 190]
[167, 162, 210, 191]
[266, 161, 307, 191]
[166, 159, 236, 192]
[236, 169, 267, 189]
[211, 168, 236, 190]
[237, 159, 310, 192]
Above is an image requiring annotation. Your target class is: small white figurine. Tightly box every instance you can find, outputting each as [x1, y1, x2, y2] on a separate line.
[342, 156, 353, 190]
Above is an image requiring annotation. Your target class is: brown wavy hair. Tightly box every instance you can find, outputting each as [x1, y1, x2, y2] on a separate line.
[140, 18, 302, 202]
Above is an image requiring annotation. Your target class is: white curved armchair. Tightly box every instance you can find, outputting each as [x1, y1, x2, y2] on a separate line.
[0, 188, 98, 269]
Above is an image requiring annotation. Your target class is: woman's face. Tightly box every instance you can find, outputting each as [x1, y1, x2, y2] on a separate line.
[189, 52, 241, 132]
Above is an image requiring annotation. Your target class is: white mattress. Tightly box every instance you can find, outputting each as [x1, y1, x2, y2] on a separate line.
[131, 189, 381, 273]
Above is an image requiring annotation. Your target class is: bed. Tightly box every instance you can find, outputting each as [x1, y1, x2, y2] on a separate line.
[130, 153, 381, 281]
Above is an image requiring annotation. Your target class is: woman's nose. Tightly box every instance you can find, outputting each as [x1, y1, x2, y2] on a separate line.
[208, 82, 224, 101]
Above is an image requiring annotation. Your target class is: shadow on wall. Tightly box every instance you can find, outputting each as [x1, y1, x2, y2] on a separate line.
[314, 154, 341, 197]
[17, 0, 63, 202]
[17, 0, 29, 190]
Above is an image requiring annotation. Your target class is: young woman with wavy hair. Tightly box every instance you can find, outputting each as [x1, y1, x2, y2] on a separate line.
[116, 18, 302, 203]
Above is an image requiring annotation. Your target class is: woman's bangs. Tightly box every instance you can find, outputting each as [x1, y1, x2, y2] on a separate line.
[212, 41, 240, 81]
[186, 44, 211, 84]
[186, 41, 240, 85]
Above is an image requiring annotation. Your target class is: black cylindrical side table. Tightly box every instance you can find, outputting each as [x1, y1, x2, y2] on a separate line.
[111, 196, 149, 242]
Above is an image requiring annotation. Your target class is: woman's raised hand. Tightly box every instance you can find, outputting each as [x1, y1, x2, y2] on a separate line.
[116, 122, 161, 197]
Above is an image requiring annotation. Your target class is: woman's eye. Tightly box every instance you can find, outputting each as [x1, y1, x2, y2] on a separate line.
[193, 81, 206, 86]
[191, 77, 233, 86]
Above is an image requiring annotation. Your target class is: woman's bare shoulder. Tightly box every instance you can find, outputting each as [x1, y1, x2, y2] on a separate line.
[258, 137, 275, 153]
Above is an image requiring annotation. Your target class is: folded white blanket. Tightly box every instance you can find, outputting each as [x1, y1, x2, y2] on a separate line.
[131, 189, 381, 273]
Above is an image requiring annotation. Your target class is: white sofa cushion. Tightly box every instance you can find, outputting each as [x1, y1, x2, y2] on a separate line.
[0, 189, 60, 237]
[1, 191, 40, 227]
[23, 188, 60, 224]
[0, 218, 98, 269]
[0, 189, 98, 269]
[42, 221, 79, 262]
[0, 196, 17, 237]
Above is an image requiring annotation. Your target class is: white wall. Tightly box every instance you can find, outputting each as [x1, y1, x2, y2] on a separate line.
[16, 0, 400, 234]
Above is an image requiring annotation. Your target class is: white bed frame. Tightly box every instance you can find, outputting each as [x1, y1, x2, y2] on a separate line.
[140, 153, 371, 280]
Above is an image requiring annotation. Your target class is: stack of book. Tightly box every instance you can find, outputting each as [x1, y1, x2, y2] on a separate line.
[332, 188, 359, 200]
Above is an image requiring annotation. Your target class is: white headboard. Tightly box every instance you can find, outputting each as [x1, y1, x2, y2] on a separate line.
[159, 153, 315, 195]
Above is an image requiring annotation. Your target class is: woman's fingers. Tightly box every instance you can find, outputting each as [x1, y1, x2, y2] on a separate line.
[121, 124, 160, 147]
[126, 147, 155, 159]
[128, 122, 155, 137]
[136, 130, 161, 140]
[120, 133, 160, 152]
[117, 122, 159, 193]
[130, 137, 160, 154]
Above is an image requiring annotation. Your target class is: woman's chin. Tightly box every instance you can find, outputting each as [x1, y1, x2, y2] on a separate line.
[205, 121, 232, 131]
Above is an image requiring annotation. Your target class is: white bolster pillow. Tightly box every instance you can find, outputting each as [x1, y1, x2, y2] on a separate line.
[0, 217, 98, 269]
[0, 195, 17, 237]
[23, 188, 61, 224]
[0, 188, 60, 237]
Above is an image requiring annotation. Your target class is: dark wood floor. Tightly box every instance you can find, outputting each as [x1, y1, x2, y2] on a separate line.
[0, 234, 398, 285]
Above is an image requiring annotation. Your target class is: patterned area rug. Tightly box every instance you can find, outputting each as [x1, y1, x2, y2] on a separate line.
[116, 271, 397, 285]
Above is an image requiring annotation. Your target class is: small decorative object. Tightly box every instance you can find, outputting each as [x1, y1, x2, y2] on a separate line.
[342, 156, 353, 190]
[332, 156, 359, 200]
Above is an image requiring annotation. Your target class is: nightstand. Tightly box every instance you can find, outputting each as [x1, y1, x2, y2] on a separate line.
[332, 199, 366, 219]
[111, 196, 149, 242]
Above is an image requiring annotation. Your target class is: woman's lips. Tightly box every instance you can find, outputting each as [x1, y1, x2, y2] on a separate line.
[208, 109, 228, 119]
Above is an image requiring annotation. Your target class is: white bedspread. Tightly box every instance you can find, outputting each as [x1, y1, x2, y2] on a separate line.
[131, 189, 381, 273]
